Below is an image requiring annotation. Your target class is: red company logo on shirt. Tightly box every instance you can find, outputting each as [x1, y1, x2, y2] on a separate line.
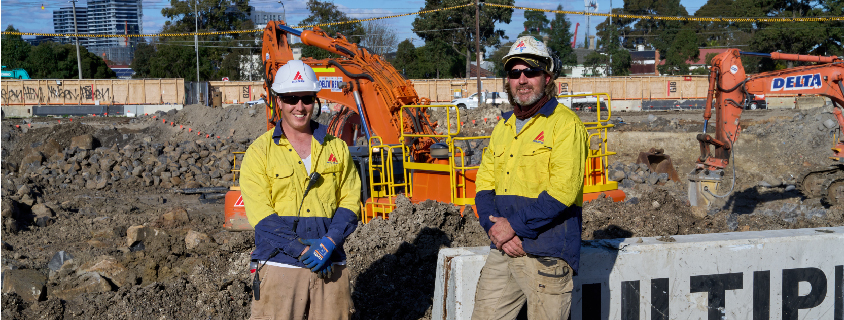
[326, 153, 339, 164]
[234, 195, 244, 207]
[533, 131, 545, 144]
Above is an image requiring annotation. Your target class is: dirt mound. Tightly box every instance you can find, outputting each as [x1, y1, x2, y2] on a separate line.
[345, 196, 488, 319]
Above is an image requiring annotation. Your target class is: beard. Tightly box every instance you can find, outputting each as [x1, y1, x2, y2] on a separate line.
[513, 83, 544, 106]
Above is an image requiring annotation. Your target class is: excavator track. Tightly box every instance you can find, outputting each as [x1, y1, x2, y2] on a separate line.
[796, 165, 844, 199]
[821, 177, 844, 207]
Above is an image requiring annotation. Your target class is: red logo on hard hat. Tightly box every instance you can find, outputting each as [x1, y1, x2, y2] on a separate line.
[515, 40, 526, 52]
[234, 195, 244, 207]
[533, 131, 545, 144]
[293, 71, 303, 81]
[327, 153, 339, 164]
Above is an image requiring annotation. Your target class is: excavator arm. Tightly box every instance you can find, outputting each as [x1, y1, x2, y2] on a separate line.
[690, 48, 844, 206]
[261, 21, 438, 161]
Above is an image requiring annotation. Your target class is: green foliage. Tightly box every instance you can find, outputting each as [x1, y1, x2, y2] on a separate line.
[130, 43, 155, 78]
[22, 41, 116, 79]
[546, 6, 577, 67]
[391, 39, 464, 79]
[412, 0, 514, 77]
[2, 26, 31, 70]
[299, 0, 365, 60]
[521, 10, 549, 37]
[658, 28, 698, 75]
[583, 51, 606, 77]
[488, 41, 514, 77]
[154, 0, 257, 81]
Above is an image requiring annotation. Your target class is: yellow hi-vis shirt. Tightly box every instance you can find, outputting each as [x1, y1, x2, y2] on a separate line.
[475, 97, 588, 273]
[240, 120, 361, 266]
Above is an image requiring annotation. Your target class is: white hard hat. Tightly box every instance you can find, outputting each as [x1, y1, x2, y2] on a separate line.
[502, 36, 553, 74]
[271, 60, 320, 95]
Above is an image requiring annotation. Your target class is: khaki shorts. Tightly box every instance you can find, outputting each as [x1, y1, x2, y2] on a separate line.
[471, 249, 574, 320]
[250, 264, 352, 320]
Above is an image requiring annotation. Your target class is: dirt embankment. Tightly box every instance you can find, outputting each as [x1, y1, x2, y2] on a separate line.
[3, 102, 843, 319]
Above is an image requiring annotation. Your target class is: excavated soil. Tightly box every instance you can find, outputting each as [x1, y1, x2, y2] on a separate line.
[2, 102, 843, 319]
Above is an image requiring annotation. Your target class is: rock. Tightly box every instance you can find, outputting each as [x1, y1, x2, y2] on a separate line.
[609, 170, 626, 181]
[79, 256, 130, 287]
[185, 181, 201, 189]
[785, 185, 796, 191]
[758, 181, 772, 188]
[31, 203, 54, 217]
[657, 172, 669, 183]
[20, 151, 44, 168]
[70, 134, 95, 150]
[126, 225, 151, 247]
[185, 230, 212, 250]
[1, 269, 47, 301]
[52, 272, 113, 300]
[625, 197, 639, 205]
[170, 176, 182, 186]
[651, 201, 661, 209]
[638, 163, 650, 171]
[648, 114, 657, 122]
[647, 172, 660, 185]
[620, 179, 635, 188]
[629, 173, 645, 184]
[162, 207, 190, 223]
[824, 119, 837, 129]
[47, 251, 74, 271]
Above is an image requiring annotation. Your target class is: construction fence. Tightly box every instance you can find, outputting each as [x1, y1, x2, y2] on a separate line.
[0, 79, 185, 106]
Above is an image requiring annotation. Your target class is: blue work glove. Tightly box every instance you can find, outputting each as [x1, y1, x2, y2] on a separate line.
[297, 237, 336, 272]
[314, 261, 334, 279]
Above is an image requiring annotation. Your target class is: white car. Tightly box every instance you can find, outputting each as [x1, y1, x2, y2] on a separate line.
[451, 92, 509, 109]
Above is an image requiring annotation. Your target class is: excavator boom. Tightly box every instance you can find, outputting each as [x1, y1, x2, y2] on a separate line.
[691, 49, 844, 207]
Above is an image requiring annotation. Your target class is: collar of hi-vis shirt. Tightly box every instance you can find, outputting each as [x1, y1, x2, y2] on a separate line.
[501, 96, 559, 130]
[272, 118, 328, 145]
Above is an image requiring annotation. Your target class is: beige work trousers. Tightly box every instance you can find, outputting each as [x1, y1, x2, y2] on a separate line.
[249, 264, 352, 320]
[471, 249, 573, 320]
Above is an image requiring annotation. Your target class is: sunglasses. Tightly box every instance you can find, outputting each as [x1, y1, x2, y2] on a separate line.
[507, 67, 545, 79]
[279, 95, 317, 105]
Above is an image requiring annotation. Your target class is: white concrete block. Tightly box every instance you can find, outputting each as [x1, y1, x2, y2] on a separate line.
[434, 227, 844, 320]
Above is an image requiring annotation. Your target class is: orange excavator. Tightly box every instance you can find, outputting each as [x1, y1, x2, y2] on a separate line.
[689, 49, 844, 207]
[223, 22, 624, 230]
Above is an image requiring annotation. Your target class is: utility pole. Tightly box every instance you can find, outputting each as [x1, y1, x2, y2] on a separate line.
[69, 0, 83, 79]
[475, 0, 482, 107]
[195, 0, 201, 103]
[608, 0, 612, 77]
[278, 1, 286, 23]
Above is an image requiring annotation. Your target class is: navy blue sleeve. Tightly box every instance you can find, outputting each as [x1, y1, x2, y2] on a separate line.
[475, 189, 497, 234]
[325, 207, 359, 246]
[254, 214, 306, 258]
[508, 191, 569, 239]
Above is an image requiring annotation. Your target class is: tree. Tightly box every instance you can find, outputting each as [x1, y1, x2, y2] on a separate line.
[488, 41, 514, 77]
[583, 51, 606, 77]
[392, 39, 464, 79]
[299, 0, 365, 60]
[23, 42, 115, 79]
[658, 28, 698, 75]
[359, 20, 399, 57]
[521, 10, 549, 37]
[2, 25, 31, 70]
[131, 42, 156, 78]
[157, 0, 256, 81]
[392, 39, 417, 76]
[412, 0, 514, 78]
[547, 6, 577, 67]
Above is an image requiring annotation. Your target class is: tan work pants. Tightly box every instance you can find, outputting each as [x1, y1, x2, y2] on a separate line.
[250, 264, 352, 320]
[471, 249, 573, 320]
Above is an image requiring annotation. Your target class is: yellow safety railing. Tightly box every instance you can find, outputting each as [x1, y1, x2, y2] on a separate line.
[558, 93, 618, 194]
[364, 136, 409, 222]
[451, 136, 490, 206]
[230, 151, 246, 191]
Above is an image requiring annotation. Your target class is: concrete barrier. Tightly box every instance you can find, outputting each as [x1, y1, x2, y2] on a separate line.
[434, 226, 844, 320]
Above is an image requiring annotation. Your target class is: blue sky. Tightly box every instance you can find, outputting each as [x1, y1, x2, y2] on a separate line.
[1, 0, 703, 53]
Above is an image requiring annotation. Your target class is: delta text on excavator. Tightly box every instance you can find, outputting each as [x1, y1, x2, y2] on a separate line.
[223, 21, 625, 231]
[689, 48, 844, 207]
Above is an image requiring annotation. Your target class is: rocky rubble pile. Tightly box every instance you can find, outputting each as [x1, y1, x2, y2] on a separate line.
[607, 161, 670, 187]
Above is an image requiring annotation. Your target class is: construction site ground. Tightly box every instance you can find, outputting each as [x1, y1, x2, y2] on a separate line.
[2, 102, 843, 319]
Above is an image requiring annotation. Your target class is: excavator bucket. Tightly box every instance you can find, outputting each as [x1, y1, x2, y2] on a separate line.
[636, 148, 681, 182]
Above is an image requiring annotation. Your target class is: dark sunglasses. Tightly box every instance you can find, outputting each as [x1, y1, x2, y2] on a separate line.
[279, 95, 317, 105]
[507, 67, 544, 79]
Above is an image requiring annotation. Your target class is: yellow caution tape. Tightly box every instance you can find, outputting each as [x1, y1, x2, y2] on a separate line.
[2, 3, 840, 38]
